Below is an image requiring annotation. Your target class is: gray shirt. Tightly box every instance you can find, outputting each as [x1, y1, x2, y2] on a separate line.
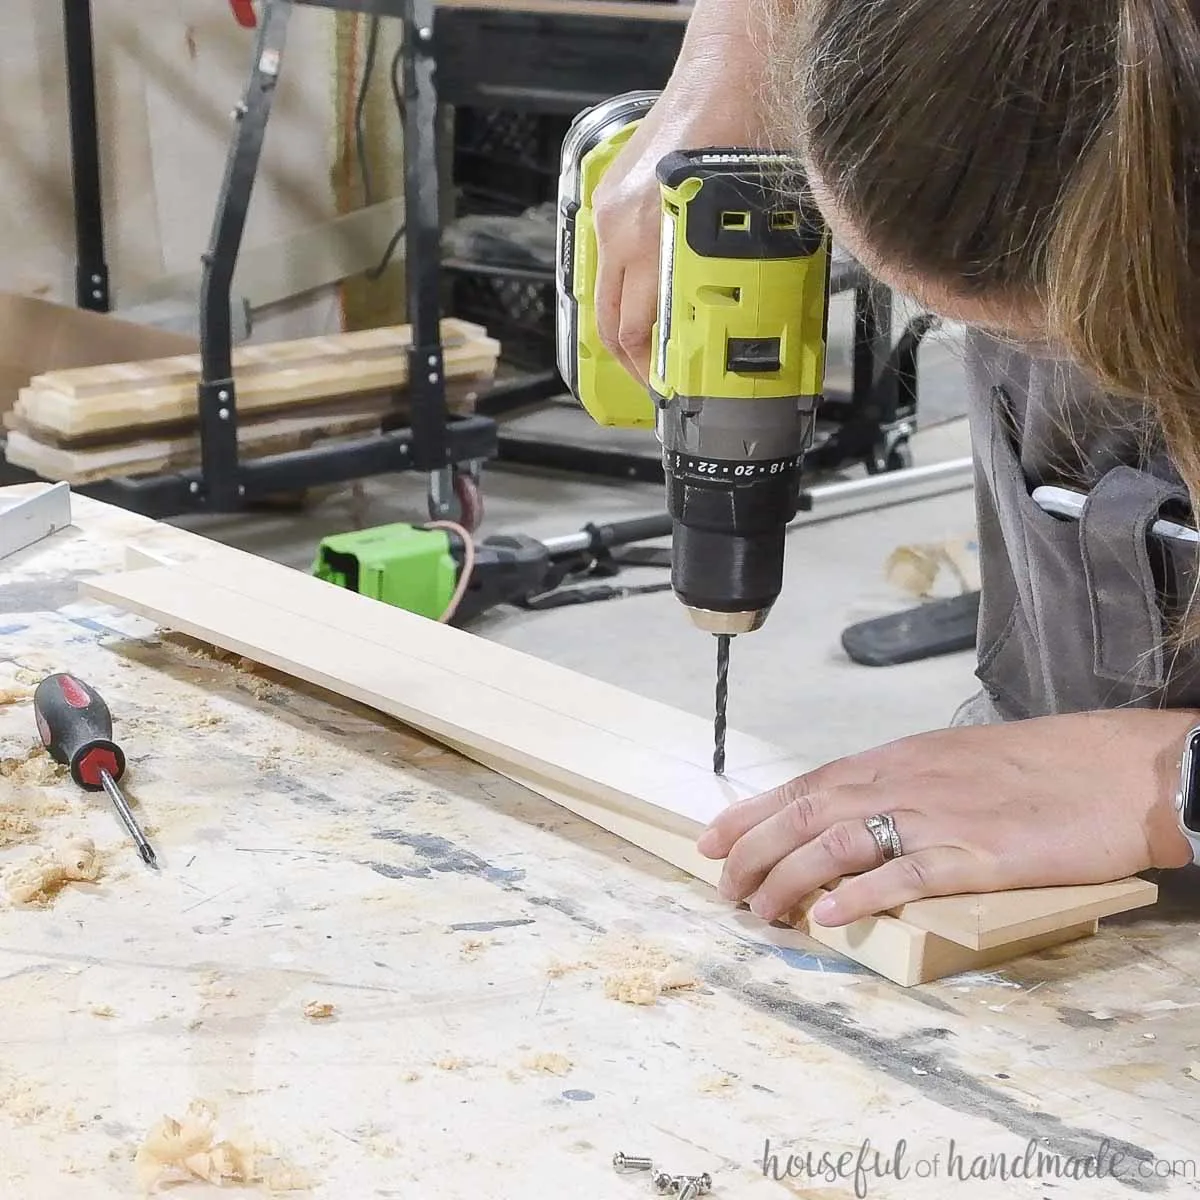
[965, 330, 1200, 719]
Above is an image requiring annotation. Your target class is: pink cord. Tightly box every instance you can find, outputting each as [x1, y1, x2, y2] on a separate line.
[424, 521, 476, 623]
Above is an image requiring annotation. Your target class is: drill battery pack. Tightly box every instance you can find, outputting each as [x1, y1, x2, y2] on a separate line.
[312, 523, 551, 626]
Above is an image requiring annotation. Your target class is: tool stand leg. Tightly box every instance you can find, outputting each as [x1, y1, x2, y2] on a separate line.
[64, 0, 109, 313]
[196, 0, 291, 510]
[401, 0, 465, 525]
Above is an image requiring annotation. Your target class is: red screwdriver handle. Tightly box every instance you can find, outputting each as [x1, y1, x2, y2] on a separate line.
[33, 674, 126, 792]
[229, 0, 257, 28]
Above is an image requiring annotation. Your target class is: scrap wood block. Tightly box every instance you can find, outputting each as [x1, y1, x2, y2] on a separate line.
[3, 373, 493, 486]
[13, 319, 499, 444]
[81, 543, 1160, 987]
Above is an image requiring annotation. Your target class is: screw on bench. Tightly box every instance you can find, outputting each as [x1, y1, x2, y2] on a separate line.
[613, 1152, 654, 1173]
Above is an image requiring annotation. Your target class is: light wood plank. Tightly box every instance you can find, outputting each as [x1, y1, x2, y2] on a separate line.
[81, 548, 1158, 982]
[14, 322, 498, 442]
[896, 879, 1157, 950]
[4, 374, 493, 485]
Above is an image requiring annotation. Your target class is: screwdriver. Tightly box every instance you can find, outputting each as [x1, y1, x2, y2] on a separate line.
[33, 673, 158, 869]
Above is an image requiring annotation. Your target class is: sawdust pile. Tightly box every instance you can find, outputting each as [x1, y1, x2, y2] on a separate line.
[5, 838, 101, 906]
[521, 1052, 572, 1076]
[598, 939, 698, 1006]
[302, 1001, 335, 1021]
[0, 1075, 52, 1125]
[134, 1099, 312, 1194]
[0, 746, 67, 787]
[545, 958, 594, 979]
[0, 812, 37, 848]
[183, 710, 224, 729]
[434, 1056, 470, 1071]
[460, 937, 488, 960]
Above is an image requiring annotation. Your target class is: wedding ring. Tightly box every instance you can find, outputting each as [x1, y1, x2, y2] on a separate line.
[864, 813, 904, 861]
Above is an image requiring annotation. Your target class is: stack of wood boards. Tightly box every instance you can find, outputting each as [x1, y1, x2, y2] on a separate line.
[3, 318, 500, 484]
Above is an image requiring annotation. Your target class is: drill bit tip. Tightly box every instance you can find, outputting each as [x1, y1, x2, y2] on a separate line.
[714, 634, 730, 776]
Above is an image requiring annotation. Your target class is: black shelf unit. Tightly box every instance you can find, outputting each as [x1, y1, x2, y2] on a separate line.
[3, 0, 498, 523]
[434, 3, 928, 484]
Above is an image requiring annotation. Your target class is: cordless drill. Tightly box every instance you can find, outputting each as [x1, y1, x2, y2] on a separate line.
[555, 91, 832, 771]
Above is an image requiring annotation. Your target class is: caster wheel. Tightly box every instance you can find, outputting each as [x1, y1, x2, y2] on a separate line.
[428, 472, 484, 532]
[866, 440, 913, 475]
[884, 440, 914, 472]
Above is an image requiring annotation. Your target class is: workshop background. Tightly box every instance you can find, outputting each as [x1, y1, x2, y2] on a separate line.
[0, 0, 977, 760]
[6, 6, 1200, 1200]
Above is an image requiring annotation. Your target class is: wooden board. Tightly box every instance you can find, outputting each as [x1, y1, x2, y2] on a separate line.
[443, 745, 1104, 985]
[3, 374, 493, 485]
[12, 319, 498, 443]
[81, 547, 1158, 985]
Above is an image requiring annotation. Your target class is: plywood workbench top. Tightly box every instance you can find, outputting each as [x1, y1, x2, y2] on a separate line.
[1, 483, 1199, 1198]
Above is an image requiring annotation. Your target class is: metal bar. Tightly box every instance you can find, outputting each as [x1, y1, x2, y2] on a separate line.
[495, 435, 666, 483]
[196, 0, 292, 510]
[473, 371, 564, 417]
[402, 0, 454, 511]
[81, 417, 496, 520]
[63, 0, 109, 312]
[800, 456, 974, 510]
[0, 483, 73, 562]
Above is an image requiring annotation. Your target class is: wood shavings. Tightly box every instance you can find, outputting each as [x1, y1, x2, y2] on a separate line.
[434, 1056, 470, 1071]
[460, 937, 488, 960]
[302, 1001, 335, 1021]
[521, 1052, 572, 1076]
[90, 1005, 116, 1019]
[0, 746, 67, 787]
[604, 969, 660, 1006]
[0, 812, 37, 849]
[599, 938, 697, 1005]
[183, 709, 224, 729]
[134, 1099, 312, 1194]
[5, 838, 101, 906]
[546, 958, 594, 979]
[400, 1071, 421, 1083]
[698, 1074, 736, 1094]
[0, 1076, 51, 1124]
[0, 686, 32, 705]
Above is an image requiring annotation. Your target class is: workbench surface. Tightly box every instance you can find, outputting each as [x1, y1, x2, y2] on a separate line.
[1, 483, 1198, 1199]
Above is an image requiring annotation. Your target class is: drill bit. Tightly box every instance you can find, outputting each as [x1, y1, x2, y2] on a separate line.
[714, 634, 730, 775]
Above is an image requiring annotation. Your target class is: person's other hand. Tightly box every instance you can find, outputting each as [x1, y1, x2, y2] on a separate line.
[696, 710, 1197, 926]
[591, 53, 762, 383]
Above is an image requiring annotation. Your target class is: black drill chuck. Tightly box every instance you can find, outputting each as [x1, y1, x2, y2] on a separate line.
[660, 403, 809, 632]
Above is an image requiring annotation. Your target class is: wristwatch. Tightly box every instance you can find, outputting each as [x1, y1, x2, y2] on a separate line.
[1176, 725, 1200, 865]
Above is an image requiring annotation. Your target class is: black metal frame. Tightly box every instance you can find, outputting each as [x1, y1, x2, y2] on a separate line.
[26, 0, 927, 513]
[9, 0, 498, 518]
[63, 0, 109, 312]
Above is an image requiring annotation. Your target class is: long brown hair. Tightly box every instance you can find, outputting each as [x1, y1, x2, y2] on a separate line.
[768, 0, 1200, 556]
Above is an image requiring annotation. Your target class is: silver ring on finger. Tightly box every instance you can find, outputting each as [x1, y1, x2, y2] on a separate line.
[864, 812, 904, 861]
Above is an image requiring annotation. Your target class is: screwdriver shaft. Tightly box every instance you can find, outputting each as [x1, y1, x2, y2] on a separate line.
[100, 769, 158, 868]
[714, 634, 730, 776]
